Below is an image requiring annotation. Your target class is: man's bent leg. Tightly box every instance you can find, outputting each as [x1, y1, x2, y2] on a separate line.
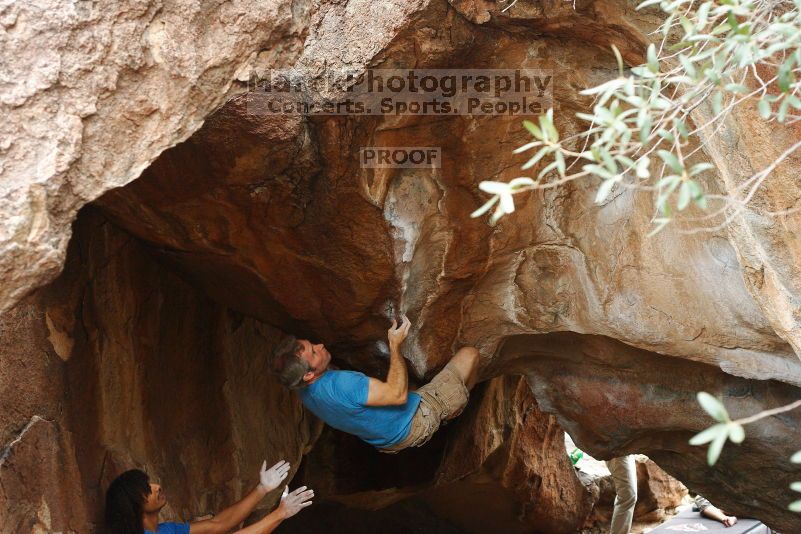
[447, 346, 480, 390]
[607, 455, 637, 534]
[380, 348, 478, 453]
[419, 357, 471, 421]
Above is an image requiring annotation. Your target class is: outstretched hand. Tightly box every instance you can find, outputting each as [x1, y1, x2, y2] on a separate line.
[278, 485, 314, 519]
[723, 515, 738, 527]
[387, 314, 411, 348]
[258, 460, 290, 492]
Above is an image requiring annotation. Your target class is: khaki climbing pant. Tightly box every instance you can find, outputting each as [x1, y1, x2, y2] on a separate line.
[379, 360, 469, 453]
[607, 455, 638, 534]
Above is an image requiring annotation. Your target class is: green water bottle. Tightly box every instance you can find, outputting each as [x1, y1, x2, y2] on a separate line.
[569, 447, 584, 465]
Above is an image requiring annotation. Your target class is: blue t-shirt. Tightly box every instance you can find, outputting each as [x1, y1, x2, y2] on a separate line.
[146, 523, 189, 534]
[298, 370, 421, 448]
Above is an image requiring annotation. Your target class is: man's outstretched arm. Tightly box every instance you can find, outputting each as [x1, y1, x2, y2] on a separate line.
[366, 315, 411, 406]
[190, 460, 290, 534]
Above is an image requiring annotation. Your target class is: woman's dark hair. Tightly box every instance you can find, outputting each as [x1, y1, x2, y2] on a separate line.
[105, 469, 151, 534]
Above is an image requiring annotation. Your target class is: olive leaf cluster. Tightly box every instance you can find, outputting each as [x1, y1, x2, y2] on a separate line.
[690, 392, 801, 512]
[474, 0, 801, 233]
[689, 392, 745, 465]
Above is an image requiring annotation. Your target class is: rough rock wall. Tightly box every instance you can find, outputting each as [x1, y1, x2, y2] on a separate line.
[3, 0, 801, 531]
[93, 0, 801, 385]
[430, 375, 594, 534]
[75, 0, 801, 530]
[0, 0, 310, 313]
[0, 210, 600, 533]
[0, 210, 318, 531]
[504, 333, 801, 532]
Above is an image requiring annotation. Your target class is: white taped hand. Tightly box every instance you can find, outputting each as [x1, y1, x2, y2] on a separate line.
[258, 460, 290, 492]
[278, 485, 314, 519]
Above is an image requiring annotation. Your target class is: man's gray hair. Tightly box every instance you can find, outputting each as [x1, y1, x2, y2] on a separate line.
[273, 335, 310, 389]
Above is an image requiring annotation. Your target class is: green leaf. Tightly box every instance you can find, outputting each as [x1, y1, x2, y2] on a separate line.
[470, 196, 499, 218]
[679, 54, 697, 79]
[658, 150, 683, 174]
[657, 174, 680, 189]
[523, 120, 543, 139]
[647, 43, 659, 73]
[711, 91, 723, 115]
[789, 500, 801, 513]
[595, 178, 618, 204]
[697, 2, 710, 27]
[555, 151, 566, 175]
[584, 164, 614, 180]
[489, 205, 505, 226]
[679, 14, 694, 37]
[679, 181, 693, 210]
[657, 129, 675, 143]
[479, 181, 510, 195]
[778, 98, 791, 123]
[540, 110, 559, 142]
[689, 423, 726, 446]
[725, 83, 749, 94]
[611, 44, 625, 76]
[778, 62, 793, 93]
[676, 119, 689, 140]
[690, 163, 714, 176]
[695, 194, 708, 210]
[687, 179, 704, 199]
[647, 217, 671, 237]
[513, 141, 539, 154]
[639, 114, 652, 144]
[580, 78, 627, 96]
[662, 12, 676, 38]
[698, 392, 729, 423]
[727, 423, 745, 443]
[521, 147, 550, 170]
[758, 99, 772, 120]
[636, 157, 650, 179]
[538, 159, 560, 179]
[508, 177, 536, 189]
[600, 148, 618, 173]
[707, 427, 728, 465]
[727, 10, 739, 32]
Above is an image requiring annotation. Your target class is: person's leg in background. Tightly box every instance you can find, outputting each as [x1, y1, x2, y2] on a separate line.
[607, 455, 638, 534]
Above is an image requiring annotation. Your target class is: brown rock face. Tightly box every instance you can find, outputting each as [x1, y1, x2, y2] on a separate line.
[0, 0, 309, 313]
[504, 333, 801, 532]
[431, 375, 595, 534]
[3, 0, 801, 532]
[634, 459, 689, 522]
[0, 211, 318, 530]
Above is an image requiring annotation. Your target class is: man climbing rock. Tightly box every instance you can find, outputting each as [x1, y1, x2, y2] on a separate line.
[273, 315, 479, 452]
